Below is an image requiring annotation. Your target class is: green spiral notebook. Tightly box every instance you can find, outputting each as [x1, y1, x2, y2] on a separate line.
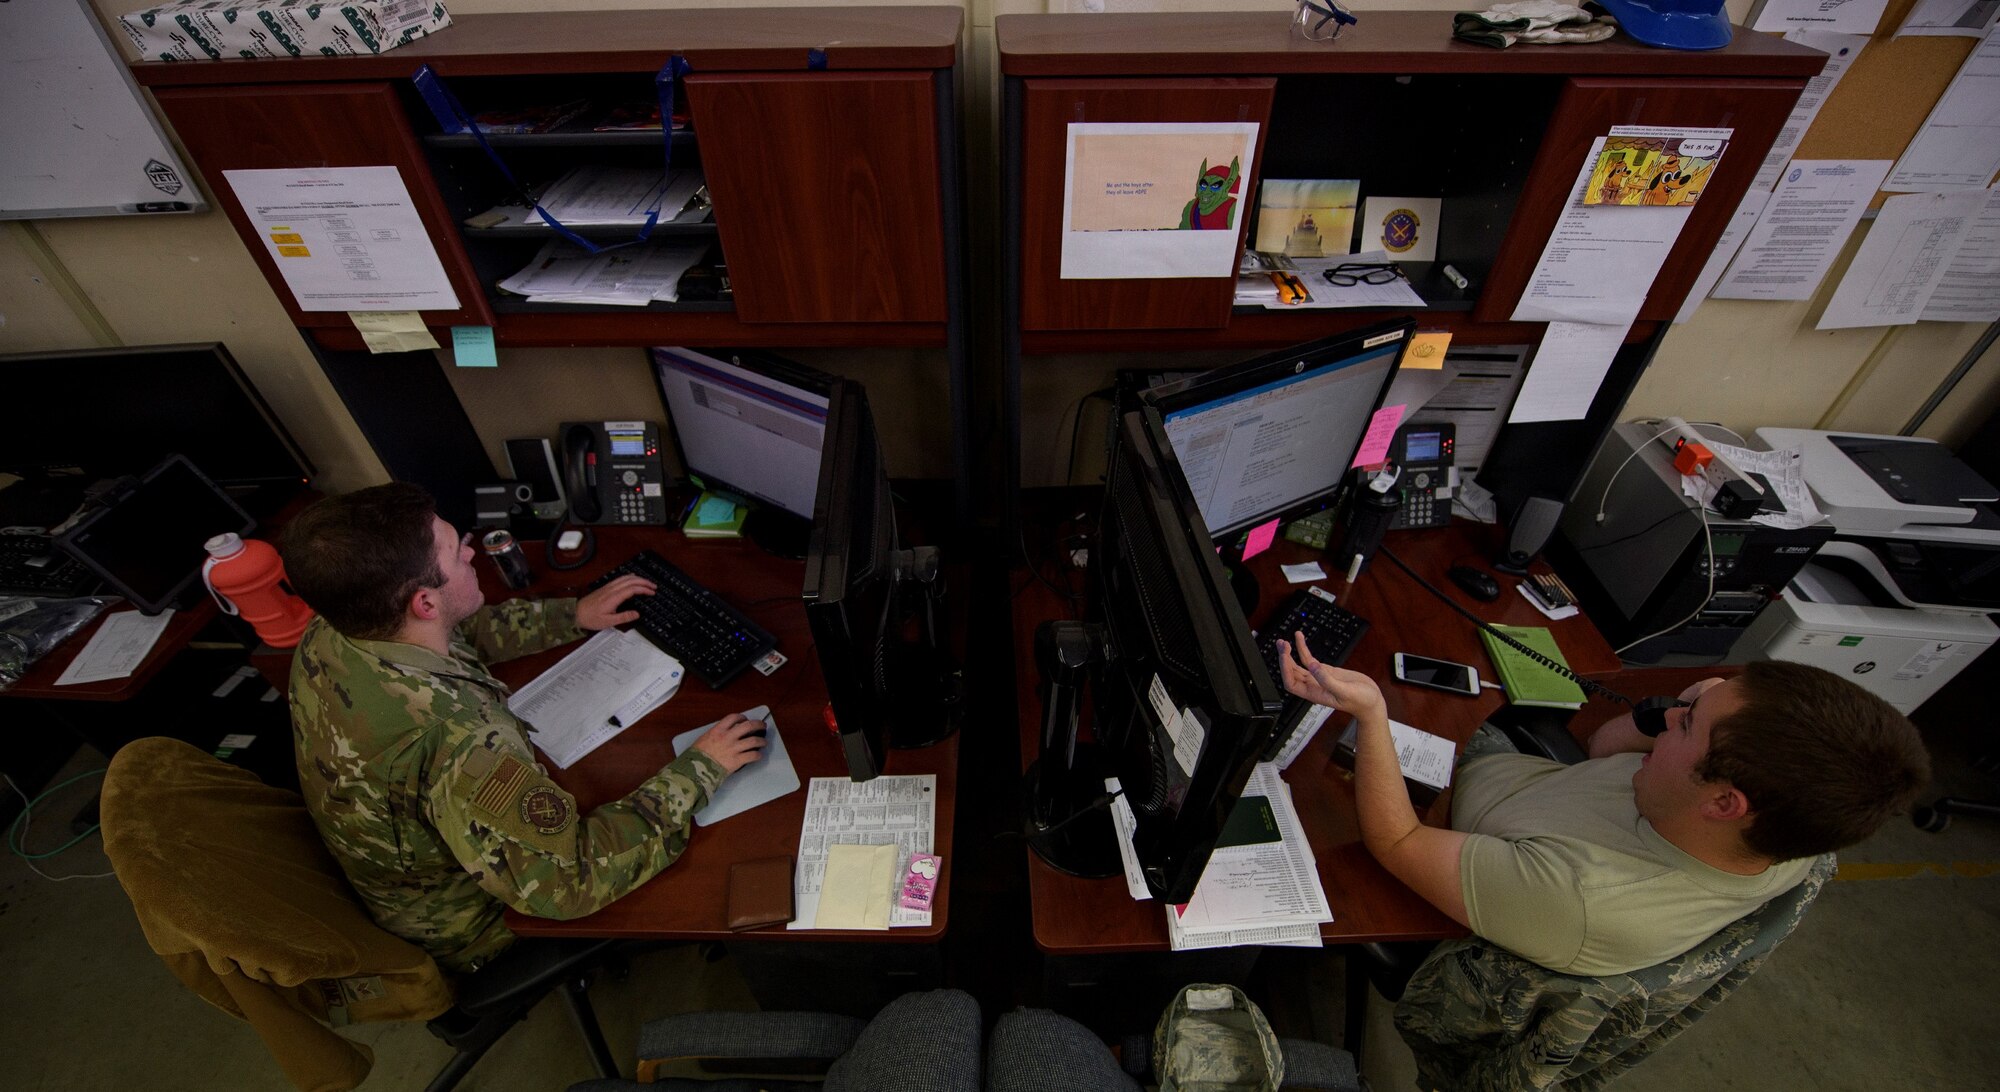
[1478, 624, 1587, 709]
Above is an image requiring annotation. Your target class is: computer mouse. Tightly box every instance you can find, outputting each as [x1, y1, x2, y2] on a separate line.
[1448, 565, 1501, 602]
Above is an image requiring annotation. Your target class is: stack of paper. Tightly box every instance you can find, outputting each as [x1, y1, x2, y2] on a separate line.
[498, 238, 710, 306]
[538, 166, 707, 227]
[1112, 763, 1334, 951]
[506, 628, 684, 768]
[789, 774, 937, 931]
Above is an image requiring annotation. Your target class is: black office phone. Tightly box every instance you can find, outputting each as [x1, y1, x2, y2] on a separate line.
[1390, 422, 1455, 531]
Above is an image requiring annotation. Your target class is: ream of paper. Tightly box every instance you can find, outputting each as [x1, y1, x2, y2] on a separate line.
[1886, 28, 2000, 191]
[224, 166, 460, 312]
[1819, 189, 1989, 329]
[1512, 128, 1723, 325]
[1755, 32, 1869, 193]
[350, 311, 439, 353]
[814, 843, 897, 930]
[1750, 0, 1891, 35]
[1507, 321, 1631, 424]
[1895, 0, 2000, 37]
[1714, 160, 1894, 300]
[1923, 185, 2000, 322]
[1062, 122, 1260, 279]
[1677, 189, 1773, 323]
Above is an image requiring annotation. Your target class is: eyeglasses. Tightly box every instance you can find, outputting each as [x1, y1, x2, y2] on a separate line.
[1321, 262, 1402, 287]
[1292, 0, 1357, 42]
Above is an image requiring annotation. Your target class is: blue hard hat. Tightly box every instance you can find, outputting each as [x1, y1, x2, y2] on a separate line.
[1592, 0, 1733, 50]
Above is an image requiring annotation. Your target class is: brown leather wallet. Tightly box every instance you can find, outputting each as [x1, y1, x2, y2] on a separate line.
[726, 855, 795, 931]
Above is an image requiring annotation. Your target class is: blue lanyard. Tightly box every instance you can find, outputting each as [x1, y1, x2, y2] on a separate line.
[412, 57, 687, 255]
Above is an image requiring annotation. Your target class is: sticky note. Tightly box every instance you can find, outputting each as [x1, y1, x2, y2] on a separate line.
[1242, 518, 1280, 560]
[1403, 330, 1452, 369]
[350, 311, 439, 354]
[696, 495, 738, 524]
[1351, 403, 1407, 467]
[451, 325, 498, 367]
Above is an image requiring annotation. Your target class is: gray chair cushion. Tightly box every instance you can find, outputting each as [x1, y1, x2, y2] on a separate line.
[986, 1008, 1144, 1092]
[635, 1008, 866, 1063]
[1274, 1037, 1361, 1092]
[826, 988, 982, 1092]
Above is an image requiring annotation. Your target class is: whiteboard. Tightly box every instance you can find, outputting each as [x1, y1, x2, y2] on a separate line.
[1, 0, 207, 219]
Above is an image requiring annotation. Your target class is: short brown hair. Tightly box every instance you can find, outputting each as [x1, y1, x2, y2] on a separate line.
[1697, 659, 1931, 862]
[280, 483, 444, 640]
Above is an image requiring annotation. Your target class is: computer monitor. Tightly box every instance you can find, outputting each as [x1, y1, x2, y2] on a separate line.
[57, 454, 255, 614]
[649, 347, 833, 556]
[1027, 405, 1284, 902]
[802, 379, 959, 781]
[0, 343, 313, 506]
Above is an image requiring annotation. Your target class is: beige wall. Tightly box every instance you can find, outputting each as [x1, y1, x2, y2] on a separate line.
[4, 0, 1994, 499]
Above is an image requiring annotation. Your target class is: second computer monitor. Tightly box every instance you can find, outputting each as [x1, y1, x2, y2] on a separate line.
[650, 347, 834, 533]
[1142, 318, 1416, 540]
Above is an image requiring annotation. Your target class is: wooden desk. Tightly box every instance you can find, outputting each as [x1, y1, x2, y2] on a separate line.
[2, 600, 217, 702]
[1011, 521, 1620, 954]
[469, 527, 956, 943]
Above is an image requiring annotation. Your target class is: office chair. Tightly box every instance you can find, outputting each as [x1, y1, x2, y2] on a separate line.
[564, 988, 981, 1092]
[100, 736, 622, 1092]
[986, 1005, 1362, 1092]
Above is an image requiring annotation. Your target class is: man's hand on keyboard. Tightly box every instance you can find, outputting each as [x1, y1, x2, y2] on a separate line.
[577, 574, 657, 631]
[689, 712, 768, 774]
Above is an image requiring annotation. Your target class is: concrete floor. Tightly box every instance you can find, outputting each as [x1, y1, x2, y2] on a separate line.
[7, 716, 1998, 1090]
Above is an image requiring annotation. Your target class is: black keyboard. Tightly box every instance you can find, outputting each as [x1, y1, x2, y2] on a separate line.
[0, 533, 100, 599]
[1255, 587, 1369, 688]
[589, 549, 777, 689]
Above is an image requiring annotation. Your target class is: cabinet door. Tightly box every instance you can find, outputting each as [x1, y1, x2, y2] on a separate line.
[1477, 77, 1804, 325]
[686, 71, 947, 325]
[1019, 78, 1276, 332]
[151, 82, 491, 330]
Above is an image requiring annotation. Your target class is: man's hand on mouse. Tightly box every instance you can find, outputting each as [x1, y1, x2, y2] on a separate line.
[690, 712, 767, 773]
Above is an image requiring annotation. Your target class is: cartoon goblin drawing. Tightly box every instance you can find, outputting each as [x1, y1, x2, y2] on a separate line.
[1178, 157, 1241, 230]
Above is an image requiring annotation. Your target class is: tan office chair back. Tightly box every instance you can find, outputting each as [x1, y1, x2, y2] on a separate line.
[101, 736, 452, 1092]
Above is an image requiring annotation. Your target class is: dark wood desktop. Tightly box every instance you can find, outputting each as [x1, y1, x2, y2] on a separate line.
[478, 526, 956, 943]
[3, 601, 218, 702]
[1011, 520, 1621, 954]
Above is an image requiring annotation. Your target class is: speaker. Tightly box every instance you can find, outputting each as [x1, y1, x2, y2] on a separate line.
[504, 437, 567, 520]
[1495, 495, 1563, 575]
[473, 480, 533, 527]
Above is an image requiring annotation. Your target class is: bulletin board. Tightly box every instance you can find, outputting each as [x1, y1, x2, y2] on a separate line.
[1783, 0, 1988, 206]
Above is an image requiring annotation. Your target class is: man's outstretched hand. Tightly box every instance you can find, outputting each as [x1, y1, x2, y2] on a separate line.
[1278, 631, 1387, 725]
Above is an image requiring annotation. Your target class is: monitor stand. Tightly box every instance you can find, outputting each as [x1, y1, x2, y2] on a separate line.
[1023, 620, 1122, 880]
[1219, 550, 1261, 619]
[745, 507, 811, 560]
[889, 545, 962, 748]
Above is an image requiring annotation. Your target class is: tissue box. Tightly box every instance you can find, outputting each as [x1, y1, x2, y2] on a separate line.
[120, 0, 451, 62]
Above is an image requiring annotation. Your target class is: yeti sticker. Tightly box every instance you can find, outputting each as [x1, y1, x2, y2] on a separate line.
[144, 159, 184, 196]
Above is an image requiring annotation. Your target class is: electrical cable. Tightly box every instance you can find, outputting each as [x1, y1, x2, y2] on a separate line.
[1595, 421, 1686, 525]
[6, 769, 115, 881]
[1376, 545, 1638, 707]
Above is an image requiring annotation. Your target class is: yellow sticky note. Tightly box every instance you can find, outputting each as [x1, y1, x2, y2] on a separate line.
[276, 244, 311, 258]
[814, 842, 896, 930]
[269, 233, 303, 244]
[349, 311, 440, 354]
[1404, 330, 1452, 370]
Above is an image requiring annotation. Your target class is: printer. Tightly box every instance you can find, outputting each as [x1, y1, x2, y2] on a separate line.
[1735, 429, 2000, 713]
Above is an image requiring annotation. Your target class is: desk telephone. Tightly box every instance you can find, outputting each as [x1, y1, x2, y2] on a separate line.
[1390, 422, 1455, 531]
[561, 421, 669, 525]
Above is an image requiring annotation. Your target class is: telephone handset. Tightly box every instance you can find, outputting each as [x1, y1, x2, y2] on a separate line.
[1389, 422, 1455, 531]
[559, 421, 669, 526]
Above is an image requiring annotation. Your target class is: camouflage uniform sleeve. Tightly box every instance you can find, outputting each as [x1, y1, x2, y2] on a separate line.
[426, 741, 730, 921]
[456, 598, 585, 662]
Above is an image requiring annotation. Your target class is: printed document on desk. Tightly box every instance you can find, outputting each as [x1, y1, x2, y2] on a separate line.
[790, 775, 936, 930]
[538, 166, 706, 225]
[223, 166, 460, 312]
[55, 609, 172, 686]
[1165, 764, 1331, 951]
[507, 629, 684, 769]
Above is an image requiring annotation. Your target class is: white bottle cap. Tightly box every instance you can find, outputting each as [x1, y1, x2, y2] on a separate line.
[205, 532, 244, 559]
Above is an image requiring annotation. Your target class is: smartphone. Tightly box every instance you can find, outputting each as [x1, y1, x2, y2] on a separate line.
[1393, 653, 1481, 696]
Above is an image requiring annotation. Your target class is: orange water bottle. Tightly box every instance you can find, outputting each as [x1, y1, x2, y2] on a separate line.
[202, 533, 315, 649]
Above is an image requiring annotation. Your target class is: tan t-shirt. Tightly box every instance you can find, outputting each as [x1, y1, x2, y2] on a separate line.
[1451, 752, 1812, 976]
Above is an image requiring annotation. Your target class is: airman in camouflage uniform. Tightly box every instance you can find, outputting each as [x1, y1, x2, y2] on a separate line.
[281, 483, 764, 973]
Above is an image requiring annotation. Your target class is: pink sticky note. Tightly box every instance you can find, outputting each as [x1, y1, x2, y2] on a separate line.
[1351, 403, 1408, 468]
[1243, 518, 1280, 560]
